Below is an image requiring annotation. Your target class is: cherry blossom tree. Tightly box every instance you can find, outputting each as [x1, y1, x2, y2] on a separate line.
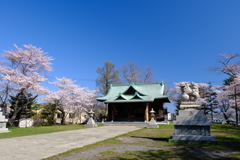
[213, 86, 234, 122]
[209, 53, 240, 78]
[42, 77, 97, 125]
[221, 74, 240, 125]
[209, 53, 240, 124]
[0, 44, 53, 126]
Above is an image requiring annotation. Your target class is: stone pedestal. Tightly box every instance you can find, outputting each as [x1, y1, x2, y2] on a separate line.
[147, 118, 159, 128]
[169, 102, 218, 143]
[84, 117, 98, 127]
[0, 111, 9, 133]
[147, 108, 159, 128]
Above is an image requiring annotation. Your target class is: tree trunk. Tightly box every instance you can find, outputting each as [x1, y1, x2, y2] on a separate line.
[58, 108, 66, 125]
[61, 111, 66, 125]
[8, 107, 22, 126]
[222, 112, 229, 124]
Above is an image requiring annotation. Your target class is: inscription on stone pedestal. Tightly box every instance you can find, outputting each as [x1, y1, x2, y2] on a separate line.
[174, 126, 210, 136]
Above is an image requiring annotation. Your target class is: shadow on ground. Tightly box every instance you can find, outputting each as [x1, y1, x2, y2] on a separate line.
[214, 136, 240, 150]
[111, 147, 240, 160]
[131, 136, 169, 142]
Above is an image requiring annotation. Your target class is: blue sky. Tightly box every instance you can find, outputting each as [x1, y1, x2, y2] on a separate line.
[1, 0, 240, 112]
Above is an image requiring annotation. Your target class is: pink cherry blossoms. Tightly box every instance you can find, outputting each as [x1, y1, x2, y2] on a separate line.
[0, 44, 53, 96]
[41, 77, 97, 124]
[0, 44, 53, 126]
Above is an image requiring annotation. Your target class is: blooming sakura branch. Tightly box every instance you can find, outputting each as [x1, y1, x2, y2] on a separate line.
[41, 77, 97, 124]
[0, 44, 53, 126]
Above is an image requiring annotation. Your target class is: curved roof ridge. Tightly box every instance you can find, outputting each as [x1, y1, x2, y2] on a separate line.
[115, 93, 128, 100]
[130, 93, 143, 100]
[122, 83, 146, 96]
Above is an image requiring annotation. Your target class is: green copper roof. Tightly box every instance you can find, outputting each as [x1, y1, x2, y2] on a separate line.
[97, 82, 170, 103]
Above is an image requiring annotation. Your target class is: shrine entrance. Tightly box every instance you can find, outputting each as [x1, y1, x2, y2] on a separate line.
[108, 103, 146, 121]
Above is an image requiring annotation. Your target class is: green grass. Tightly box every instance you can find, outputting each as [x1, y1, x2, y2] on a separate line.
[117, 150, 205, 160]
[0, 123, 103, 139]
[99, 151, 119, 156]
[231, 152, 240, 159]
[210, 124, 240, 150]
[45, 123, 240, 160]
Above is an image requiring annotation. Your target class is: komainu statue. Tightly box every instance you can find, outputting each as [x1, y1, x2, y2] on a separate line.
[180, 82, 200, 102]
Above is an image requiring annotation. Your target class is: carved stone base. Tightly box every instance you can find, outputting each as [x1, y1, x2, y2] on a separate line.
[84, 117, 98, 127]
[0, 127, 9, 133]
[169, 110, 218, 143]
[169, 135, 218, 143]
[0, 111, 9, 133]
[147, 118, 159, 128]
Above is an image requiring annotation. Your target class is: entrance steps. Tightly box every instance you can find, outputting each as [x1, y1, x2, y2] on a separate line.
[102, 121, 169, 127]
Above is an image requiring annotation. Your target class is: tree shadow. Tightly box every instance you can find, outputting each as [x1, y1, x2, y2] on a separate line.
[131, 136, 169, 142]
[116, 150, 179, 160]
[214, 136, 240, 150]
[113, 147, 239, 160]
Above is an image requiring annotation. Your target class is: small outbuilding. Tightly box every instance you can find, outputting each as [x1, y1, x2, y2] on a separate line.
[97, 82, 170, 122]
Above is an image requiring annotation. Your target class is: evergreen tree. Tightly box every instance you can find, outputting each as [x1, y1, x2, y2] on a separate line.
[201, 83, 218, 120]
[8, 93, 36, 126]
[175, 99, 181, 115]
[40, 103, 57, 126]
[223, 77, 234, 86]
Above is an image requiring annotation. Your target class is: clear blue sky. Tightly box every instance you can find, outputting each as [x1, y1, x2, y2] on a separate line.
[1, 0, 240, 112]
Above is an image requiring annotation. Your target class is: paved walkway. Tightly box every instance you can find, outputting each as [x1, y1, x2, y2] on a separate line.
[0, 126, 140, 160]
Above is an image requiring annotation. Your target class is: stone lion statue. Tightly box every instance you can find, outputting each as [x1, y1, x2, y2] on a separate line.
[180, 82, 200, 102]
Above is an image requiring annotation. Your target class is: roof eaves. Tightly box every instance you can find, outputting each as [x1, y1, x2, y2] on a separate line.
[155, 96, 171, 102]
[104, 100, 154, 103]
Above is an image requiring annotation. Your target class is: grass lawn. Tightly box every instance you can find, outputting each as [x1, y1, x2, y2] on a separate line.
[0, 123, 103, 139]
[45, 122, 240, 160]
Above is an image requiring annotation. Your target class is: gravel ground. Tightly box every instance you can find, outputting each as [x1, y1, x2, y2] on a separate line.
[58, 130, 239, 160]
[60, 144, 160, 160]
[0, 126, 140, 160]
[60, 145, 238, 160]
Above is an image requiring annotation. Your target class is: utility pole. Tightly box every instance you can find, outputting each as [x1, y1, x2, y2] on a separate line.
[229, 85, 239, 126]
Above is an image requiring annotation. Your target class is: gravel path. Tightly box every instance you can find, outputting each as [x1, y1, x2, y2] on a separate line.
[60, 144, 160, 160]
[57, 129, 240, 160]
[0, 126, 140, 160]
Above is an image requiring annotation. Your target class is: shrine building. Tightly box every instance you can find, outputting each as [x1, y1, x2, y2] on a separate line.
[97, 82, 170, 122]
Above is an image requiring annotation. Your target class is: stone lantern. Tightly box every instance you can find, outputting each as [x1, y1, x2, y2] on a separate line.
[147, 108, 158, 128]
[84, 109, 98, 127]
[150, 108, 155, 120]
